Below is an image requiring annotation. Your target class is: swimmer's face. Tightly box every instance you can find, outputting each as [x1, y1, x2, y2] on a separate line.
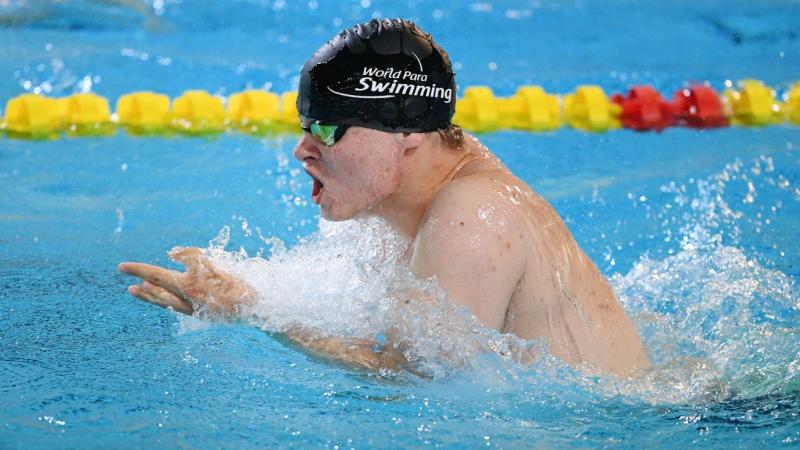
[293, 126, 404, 221]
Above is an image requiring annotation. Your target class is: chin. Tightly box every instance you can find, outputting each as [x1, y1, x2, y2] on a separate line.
[320, 206, 358, 222]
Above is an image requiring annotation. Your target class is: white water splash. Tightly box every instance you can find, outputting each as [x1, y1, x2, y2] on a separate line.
[605, 154, 800, 403]
[199, 216, 541, 379]
[183, 154, 799, 403]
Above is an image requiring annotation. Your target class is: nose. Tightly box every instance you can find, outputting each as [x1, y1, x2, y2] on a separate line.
[293, 133, 322, 163]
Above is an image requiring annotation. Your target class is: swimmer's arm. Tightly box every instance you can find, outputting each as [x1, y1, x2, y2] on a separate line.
[268, 326, 415, 374]
[119, 249, 414, 373]
[409, 177, 527, 330]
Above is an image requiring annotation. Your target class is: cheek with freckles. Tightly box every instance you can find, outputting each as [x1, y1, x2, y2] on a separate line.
[355, 153, 401, 199]
[324, 136, 402, 216]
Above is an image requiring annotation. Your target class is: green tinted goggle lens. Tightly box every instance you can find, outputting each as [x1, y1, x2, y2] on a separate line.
[310, 123, 339, 146]
[302, 120, 350, 146]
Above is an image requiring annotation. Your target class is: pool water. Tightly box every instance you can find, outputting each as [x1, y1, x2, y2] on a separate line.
[2, 1, 800, 448]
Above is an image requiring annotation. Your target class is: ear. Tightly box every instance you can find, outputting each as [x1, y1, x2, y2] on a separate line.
[395, 132, 426, 156]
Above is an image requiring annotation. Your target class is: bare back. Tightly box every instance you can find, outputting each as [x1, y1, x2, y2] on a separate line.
[410, 141, 650, 376]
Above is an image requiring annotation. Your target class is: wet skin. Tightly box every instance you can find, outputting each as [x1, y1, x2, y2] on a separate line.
[409, 143, 651, 375]
[121, 127, 650, 376]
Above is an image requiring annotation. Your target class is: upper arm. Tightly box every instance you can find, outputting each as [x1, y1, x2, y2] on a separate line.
[409, 176, 528, 330]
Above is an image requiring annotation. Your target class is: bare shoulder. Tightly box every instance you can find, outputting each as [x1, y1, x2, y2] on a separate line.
[410, 171, 529, 330]
[415, 171, 529, 269]
[430, 171, 516, 214]
[427, 170, 530, 229]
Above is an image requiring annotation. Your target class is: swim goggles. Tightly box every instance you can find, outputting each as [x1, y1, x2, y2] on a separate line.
[300, 117, 351, 146]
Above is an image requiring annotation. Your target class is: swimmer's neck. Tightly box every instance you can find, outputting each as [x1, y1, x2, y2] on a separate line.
[370, 138, 476, 240]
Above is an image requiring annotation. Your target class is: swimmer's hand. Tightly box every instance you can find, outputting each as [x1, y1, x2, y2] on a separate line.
[120, 248, 416, 374]
[118, 247, 257, 318]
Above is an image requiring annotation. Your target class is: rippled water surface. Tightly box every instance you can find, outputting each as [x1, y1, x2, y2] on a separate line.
[1, 1, 799, 448]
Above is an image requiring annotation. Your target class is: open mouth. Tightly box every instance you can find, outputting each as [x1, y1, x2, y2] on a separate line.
[310, 175, 324, 205]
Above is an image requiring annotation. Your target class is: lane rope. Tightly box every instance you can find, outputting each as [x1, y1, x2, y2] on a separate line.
[1, 79, 798, 139]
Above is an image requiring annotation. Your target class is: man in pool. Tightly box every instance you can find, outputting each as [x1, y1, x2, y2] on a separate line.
[119, 18, 651, 376]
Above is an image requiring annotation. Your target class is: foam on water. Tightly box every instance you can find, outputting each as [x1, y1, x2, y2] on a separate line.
[182, 154, 799, 405]
[198, 216, 542, 380]
[608, 155, 800, 403]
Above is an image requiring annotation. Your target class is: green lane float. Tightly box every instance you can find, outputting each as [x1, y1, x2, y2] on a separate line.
[1, 78, 798, 139]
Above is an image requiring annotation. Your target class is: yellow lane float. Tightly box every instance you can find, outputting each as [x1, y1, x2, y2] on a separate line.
[2, 79, 799, 140]
[2, 94, 61, 139]
[452, 86, 500, 133]
[452, 85, 561, 132]
[563, 85, 621, 132]
[784, 82, 800, 125]
[496, 86, 561, 131]
[723, 79, 783, 126]
[278, 91, 300, 128]
[57, 92, 114, 136]
[116, 91, 171, 135]
[171, 90, 226, 134]
[227, 90, 281, 134]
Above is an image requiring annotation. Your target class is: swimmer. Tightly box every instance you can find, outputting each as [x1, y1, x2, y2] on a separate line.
[119, 18, 650, 376]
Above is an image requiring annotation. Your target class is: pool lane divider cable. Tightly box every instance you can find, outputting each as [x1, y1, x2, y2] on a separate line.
[1, 79, 799, 139]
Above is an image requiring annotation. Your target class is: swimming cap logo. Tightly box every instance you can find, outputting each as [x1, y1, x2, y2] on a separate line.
[327, 52, 453, 104]
[299, 19, 456, 132]
[326, 85, 395, 100]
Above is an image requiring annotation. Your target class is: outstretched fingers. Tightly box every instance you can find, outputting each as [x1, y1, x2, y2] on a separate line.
[129, 281, 193, 315]
[118, 262, 185, 297]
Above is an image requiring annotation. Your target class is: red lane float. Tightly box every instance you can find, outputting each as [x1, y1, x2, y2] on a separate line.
[3, 80, 797, 139]
[611, 86, 673, 132]
[670, 84, 728, 128]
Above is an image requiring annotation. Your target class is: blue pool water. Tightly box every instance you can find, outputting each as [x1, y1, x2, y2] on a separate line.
[2, 1, 800, 448]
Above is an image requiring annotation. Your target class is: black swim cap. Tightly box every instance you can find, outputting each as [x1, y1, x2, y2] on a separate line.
[297, 18, 456, 133]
